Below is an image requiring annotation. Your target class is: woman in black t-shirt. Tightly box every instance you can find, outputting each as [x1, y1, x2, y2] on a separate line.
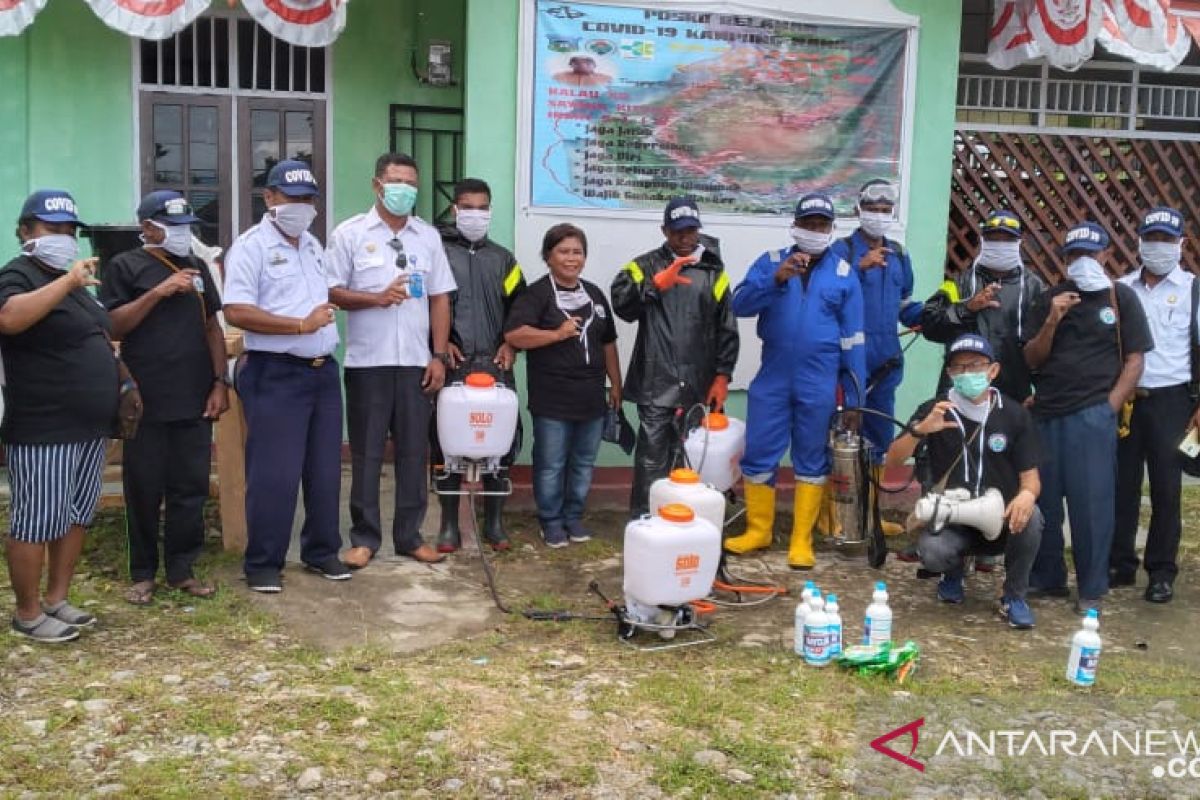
[504, 224, 621, 548]
[0, 190, 121, 643]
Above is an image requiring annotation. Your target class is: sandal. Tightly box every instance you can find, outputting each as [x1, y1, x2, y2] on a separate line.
[124, 581, 156, 606]
[168, 578, 216, 598]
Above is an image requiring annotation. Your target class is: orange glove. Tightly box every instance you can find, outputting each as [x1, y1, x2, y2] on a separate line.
[706, 374, 729, 410]
[652, 256, 695, 292]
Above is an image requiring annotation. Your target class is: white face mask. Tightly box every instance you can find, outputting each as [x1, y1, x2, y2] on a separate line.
[1067, 255, 1111, 292]
[23, 234, 79, 271]
[977, 239, 1022, 272]
[456, 208, 491, 243]
[791, 226, 832, 255]
[270, 203, 318, 238]
[146, 220, 193, 258]
[1139, 239, 1182, 276]
[858, 210, 893, 239]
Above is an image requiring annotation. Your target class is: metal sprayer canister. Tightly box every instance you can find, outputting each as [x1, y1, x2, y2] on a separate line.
[830, 431, 864, 543]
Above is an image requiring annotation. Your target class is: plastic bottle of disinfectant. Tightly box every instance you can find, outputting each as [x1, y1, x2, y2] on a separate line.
[1066, 609, 1102, 687]
[825, 594, 843, 657]
[793, 581, 817, 656]
[863, 581, 892, 646]
[803, 592, 833, 667]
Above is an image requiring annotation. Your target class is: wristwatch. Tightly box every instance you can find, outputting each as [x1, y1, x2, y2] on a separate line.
[213, 375, 232, 387]
[433, 352, 452, 367]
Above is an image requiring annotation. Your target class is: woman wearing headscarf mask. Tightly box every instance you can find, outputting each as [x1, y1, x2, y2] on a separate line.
[503, 224, 621, 548]
[920, 210, 1046, 403]
[0, 190, 120, 643]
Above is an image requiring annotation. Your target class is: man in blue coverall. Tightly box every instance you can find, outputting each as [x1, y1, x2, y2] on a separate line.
[835, 179, 922, 536]
[723, 193, 868, 569]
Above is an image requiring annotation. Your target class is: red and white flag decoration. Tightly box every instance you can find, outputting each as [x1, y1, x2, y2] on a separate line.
[0, 0, 47, 37]
[1027, 0, 1104, 71]
[988, 0, 1042, 70]
[1098, 0, 1191, 69]
[83, 0, 210, 40]
[238, 0, 347, 48]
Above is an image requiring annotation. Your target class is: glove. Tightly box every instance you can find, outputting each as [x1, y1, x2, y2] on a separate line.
[706, 374, 729, 410]
[652, 256, 695, 292]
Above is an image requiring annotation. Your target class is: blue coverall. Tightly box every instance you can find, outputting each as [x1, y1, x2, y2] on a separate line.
[733, 242, 868, 484]
[841, 230, 922, 462]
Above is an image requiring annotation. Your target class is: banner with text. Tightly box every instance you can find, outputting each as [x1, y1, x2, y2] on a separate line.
[530, 1, 909, 216]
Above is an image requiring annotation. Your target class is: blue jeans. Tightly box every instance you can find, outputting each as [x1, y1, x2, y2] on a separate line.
[1032, 401, 1117, 600]
[532, 415, 604, 526]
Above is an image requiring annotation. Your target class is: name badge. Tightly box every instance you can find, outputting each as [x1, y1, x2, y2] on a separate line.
[192, 275, 205, 294]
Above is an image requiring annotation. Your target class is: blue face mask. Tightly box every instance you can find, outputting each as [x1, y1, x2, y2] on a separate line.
[951, 371, 991, 400]
[380, 183, 417, 216]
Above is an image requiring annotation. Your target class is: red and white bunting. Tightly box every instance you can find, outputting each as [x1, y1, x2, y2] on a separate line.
[238, 0, 347, 48]
[83, 0, 211, 41]
[0, 0, 47, 37]
[987, 0, 1043, 70]
[1098, 0, 1191, 69]
[1027, 0, 1104, 71]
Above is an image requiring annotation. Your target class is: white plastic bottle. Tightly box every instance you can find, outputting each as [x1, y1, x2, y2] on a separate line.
[826, 594, 843, 658]
[803, 592, 833, 667]
[1066, 609, 1102, 687]
[863, 581, 893, 646]
[793, 581, 818, 655]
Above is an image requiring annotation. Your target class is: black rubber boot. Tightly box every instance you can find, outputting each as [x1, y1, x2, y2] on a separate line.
[436, 474, 462, 553]
[481, 474, 511, 551]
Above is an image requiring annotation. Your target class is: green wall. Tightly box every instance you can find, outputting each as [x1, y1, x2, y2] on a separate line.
[331, 0, 466, 223]
[463, 0, 963, 466]
[0, 0, 135, 250]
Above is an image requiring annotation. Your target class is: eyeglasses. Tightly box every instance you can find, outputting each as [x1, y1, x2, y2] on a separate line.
[387, 237, 406, 268]
[859, 182, 898, 205]
[946, 361, 992, 376]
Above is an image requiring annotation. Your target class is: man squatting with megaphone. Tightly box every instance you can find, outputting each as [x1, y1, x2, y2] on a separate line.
[884, 334, 1043, 630]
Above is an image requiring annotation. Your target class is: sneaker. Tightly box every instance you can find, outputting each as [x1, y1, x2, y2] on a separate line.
[1074, 597, 1102, 617]
[11, 613, 79, 643]
[998, 595, 1035, 629]
[42, 600, 96, 628]
[937, 574, 965, 604]
[246, 570, 283, 593]
[564, 520, 593, 543]
[542, 522, 569, 549]
[303, 557, 352, 581]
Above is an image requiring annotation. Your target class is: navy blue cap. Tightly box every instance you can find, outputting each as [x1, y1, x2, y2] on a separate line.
[137, 190, 201, 225]
[948, 333, 996, 362]
[981, 210, 1022, 237]
[266, 160, 319, 197]
[20, 190, 84, 226]
[663, 196, 701, 231]
[794, 193, 835, 220]
[1062, 221, 1110, 254]
[1138, 206, 1184, 238]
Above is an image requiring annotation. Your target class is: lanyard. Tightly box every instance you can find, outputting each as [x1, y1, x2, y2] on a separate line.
[970, 265, 1025, 340]
[946, 390, 996, 497]
[553, 281, 595, 365]
[145, 248, 207, 325]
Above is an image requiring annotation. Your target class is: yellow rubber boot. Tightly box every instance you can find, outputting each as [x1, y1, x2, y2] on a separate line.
[724, 482, 776, 554]
[788, 482, 823, 570]
[815, 485, 843, 538]
[873, 466, 905, 537]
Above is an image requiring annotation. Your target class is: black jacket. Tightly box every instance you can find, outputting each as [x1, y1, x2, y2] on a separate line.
[920, 265, 1046, 401]
[440, 226, 526, 359]
[610, 236, 739, 408]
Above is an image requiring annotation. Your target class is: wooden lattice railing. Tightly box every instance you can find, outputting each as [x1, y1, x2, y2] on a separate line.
[948, 129, 1200, 283]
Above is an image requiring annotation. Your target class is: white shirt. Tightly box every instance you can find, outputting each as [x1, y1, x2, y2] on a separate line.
[326, 208, 457, 368]
[222, 215, 339, 358]
[1120, 266, 1197, 389]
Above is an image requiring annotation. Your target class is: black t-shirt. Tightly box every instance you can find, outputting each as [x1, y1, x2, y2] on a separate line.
[1027, 281, 1154, 418]
[503, 275, 617, 421]
[99, 248, 222, 422]
[911, 392, 1040, 509]
[0, 255, 119, 444]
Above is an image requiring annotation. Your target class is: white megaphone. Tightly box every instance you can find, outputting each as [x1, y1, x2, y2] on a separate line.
[913, 487, 1006, 541]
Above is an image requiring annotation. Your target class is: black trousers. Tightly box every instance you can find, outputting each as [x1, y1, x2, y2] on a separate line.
[123, 418, 212, 584]
[629, 404, 681, 518]
[346, 366, 432, 554]
[1113, 383, 1192, 583]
